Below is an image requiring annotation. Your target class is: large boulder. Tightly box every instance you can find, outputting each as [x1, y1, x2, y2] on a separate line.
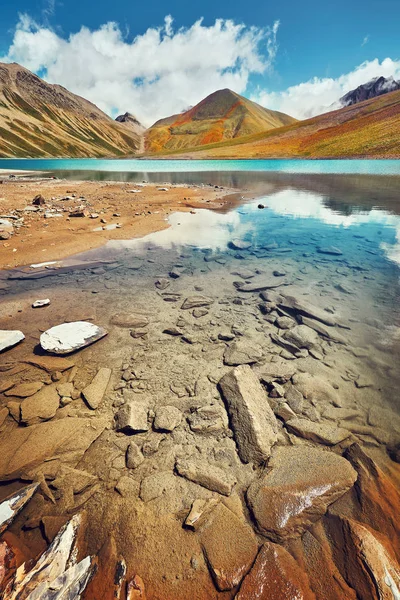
[236, 541, 315, 600]
[219, 365, 278, 464]
[247, 446, 357, 541]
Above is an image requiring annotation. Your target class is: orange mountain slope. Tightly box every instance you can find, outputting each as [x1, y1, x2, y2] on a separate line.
[0, 62, 143, 158]
[148, 88, 400, 159]
[145, 88, 297, 153]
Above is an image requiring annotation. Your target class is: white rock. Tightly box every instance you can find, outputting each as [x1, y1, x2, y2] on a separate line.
[0, 330, 25, 352]
[40, 321, 107, 354]
[32, 298, 50, 308]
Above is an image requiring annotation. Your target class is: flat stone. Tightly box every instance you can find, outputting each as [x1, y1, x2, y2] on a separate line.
[193, 308, 208, 318]
[278, 296, 336, 326]
[40, 322, 107, 354]
[82, 367, 112, 410]
[0, 418, 105, 480]
[4, 381, 43, 398]
[116, 401, 149, 433]
[247, 446, 357, 541]
[126, 442, 144, 469]
[184, 498, 219, 530]
[199, 503, 258, 591]
[0, 330, 25, 353]
[283, 325, 319, 349]
[155, 278, 170, 290]
[153, 405, 182, 431]
[228, 239, 252, 250]
[56, 382, 74, 398]
[139, 472, 178, 502]
[301, 316, 347, 344]
[238, 278, 287, 292]
[181, 296, 214, 310]
[219, 365, 278, 464]
[255, 361, 297, 384]
[275, 316, 295, 330]
[32, 299, 50, 308]
[236, 541, 315, 600]
[111, 314, 149, 328]
[115, 476, 140, 498]
[224, 341, 262, 366]
[175, 458, 236, 496]
[318, 246, 343, 255]
[24, 356, 74, 373]
[0, 483, 39, 535]
[270, 332, 300, 354]
[20, 384, 60, 425]
[285, 418, 351, 445]
[188, 405, 228, 434]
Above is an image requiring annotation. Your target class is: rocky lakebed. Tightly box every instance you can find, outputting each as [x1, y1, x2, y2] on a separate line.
[0, 186, 399, 599]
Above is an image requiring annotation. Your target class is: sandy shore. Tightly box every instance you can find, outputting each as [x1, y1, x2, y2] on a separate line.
[0, 177, 243, 270]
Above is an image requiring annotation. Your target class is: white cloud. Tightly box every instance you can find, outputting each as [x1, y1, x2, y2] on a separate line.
[252, 57, 400, 119]
[1, 14, 279, 127]
[361, 35, 369, 47]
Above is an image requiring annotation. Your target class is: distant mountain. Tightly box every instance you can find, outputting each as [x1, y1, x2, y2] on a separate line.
[340, 76, 400, 107]
[151, 88, 400, 159]
[115, 112, 145, 134]
[145, 88, 297, 153]
[0, 63, 143, 158]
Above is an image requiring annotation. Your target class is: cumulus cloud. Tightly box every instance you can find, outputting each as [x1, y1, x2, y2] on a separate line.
[1, 14, 279, 126]
[252, 57, 400, 119]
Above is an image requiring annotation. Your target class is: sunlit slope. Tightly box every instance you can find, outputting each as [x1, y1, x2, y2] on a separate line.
[0, 62, 142, 158]
[145, 88, 297, 153]
[148, 89, 400, 159]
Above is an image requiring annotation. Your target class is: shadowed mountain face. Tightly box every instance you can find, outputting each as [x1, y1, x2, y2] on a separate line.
[0, 63, 143, 158]
[115, 112, 146, 135]
[159, 89, 400, 159]
[145, 88, 297, 153]
[340, 76, 400, 107]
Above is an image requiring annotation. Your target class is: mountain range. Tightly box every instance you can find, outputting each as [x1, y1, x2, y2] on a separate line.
[0, 62, 399, 159]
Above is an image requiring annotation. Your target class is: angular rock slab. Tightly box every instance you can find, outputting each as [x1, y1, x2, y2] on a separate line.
[286, 418, 351, 445]
[40, 321, 107, 354]
[0, 483, 38, 535]
[0, 417, 106, 480]
[219, 365, 278, 464]
[235, 541, 315, 600]
[20, 384, 60, 425]
[175, 458, 236, 496]
[0, 330, 25, 353]
[224, 341, 262, 366]
[199, 503, 258, 591]
[116, 401, 149, 433]
[82, 367, 112, 410]
[181, 296, 214, 310]
[247, 446, 357, 541]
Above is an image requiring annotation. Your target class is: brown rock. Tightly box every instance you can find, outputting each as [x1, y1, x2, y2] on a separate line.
[223, 341, 263, 366]
[175, 458, 236, 496]
[20, 384, 60, 425]
[111, 314, 149, 328]
[82, 367, 112, 409]
[219, 365, 278, 464]
[153, 405, 182, 431]
[0, 417, 106, 480]
[286, 418, 351, 445]
[199, 503, 258, 591]
[24, 356, 74, 373]
[236, 541, 315, 599]
[116, 401, 149, 433]
[181, 296, 214, 310]
[247, 446, 357, 541]
[4, 381, 44, 398]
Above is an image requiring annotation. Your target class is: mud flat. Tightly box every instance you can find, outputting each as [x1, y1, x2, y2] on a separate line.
[0, 183, 400, 599]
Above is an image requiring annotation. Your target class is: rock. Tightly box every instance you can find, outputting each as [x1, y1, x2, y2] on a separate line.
[188, 405, 228, 434]
[111, 314, 149, 328]
[82, 367, 112, 410]
[219, 365, 278, 464]
[181, 296, 214, 310]
[127, 575, 147, 600]
[56, 382, 74, 398]
[0, 330, 25, 352]
[368, 406, 400, 441]
[162, 327, 182, 336]
[238, 278, 287, 292]
[318, 246, 343, 255]
[20, 384, 60, 425]
[270, 332, 300, 355]
[0, 483, 39, 535]
[0, 407, 8, 427]
[228, 239, 252, 250]
[199, 503, 258, 591]
[153, 405, 182, 431]
[258, 204, 265, 209]
[184, 498, 219, 530]
[155, 278, 170, 290]
[116, 402, 149, 433]
[232, 269, 255, 279]
[236, 541, 315, 600]
[32, 299, 50, 308]
[285, 418, 351, 445]
[139, 472, 177, 502]
[115, 475, 140, 498]
[283, 325, 319, 349]
[4, 381, 44, 398]
[126, 442, 144, 469]
[175, 458, 236, 495]
[192, 308, 208, 318]
[278, 296, 336, 326]
[24, 356, 74, 373]
[301, 317, 347, 344]
[247, 446, 357, 541]
[273, 402, 297, 422]
[40, 322, 107, 354]
[276, 316, 295, 330]
[292, 373, 339, 406]
[255, 361, 296, 384]
[0, 418, 105, 480]
[32, 194, 46, 205]
[224, 341, 262, 366]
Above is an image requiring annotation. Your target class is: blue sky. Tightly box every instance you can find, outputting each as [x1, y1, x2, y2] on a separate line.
[0, 0, 399, 125]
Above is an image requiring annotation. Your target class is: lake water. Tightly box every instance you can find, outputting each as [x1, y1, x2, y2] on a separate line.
[0, 163, 400, 598]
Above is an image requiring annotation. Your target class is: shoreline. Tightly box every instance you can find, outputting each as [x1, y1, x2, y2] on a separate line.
[0, 177, 247, 271]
